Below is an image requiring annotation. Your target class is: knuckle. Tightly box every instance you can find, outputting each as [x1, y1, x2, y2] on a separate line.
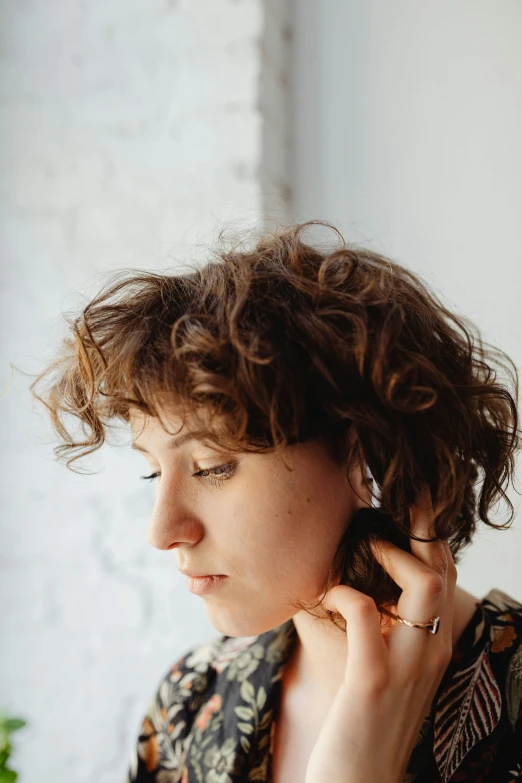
[351, 595, 378, 619]
[420, 570, 444, 599]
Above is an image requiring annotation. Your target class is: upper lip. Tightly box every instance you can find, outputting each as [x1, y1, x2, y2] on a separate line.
[180, 569, 225, 578]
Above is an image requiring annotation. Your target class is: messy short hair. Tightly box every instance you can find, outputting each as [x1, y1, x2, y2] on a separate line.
[29, 220, 521, 629]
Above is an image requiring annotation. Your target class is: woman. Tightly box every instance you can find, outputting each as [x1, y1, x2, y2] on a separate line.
[31, 220, 522, 782]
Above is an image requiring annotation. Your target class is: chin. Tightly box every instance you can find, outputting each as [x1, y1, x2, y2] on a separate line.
[203, 602, 295, 639]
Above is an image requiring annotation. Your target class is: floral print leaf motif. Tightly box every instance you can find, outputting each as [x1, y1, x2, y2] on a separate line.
[248, 753, 269, 782]
[506, 642, 522, 729]
[138, 716, 159, 772]
[170, 720, 186, 742]
[156, 771, 181, 783]
[234, 706, 255, 721]
[490, 612, 517, 653]
[473, 614, 486, 647]
[433, 644, 502, 783]
[240, 679, 256, 703]
[485, 589, 522, 615]
[202, 738, 237, 783]
[257, 732, 270, 751]
[237, 722, 255, 734]
[265, 620, 296, 666]
[259, 708, 274, 732]
[213, 635, 260, 675]
[248, 767, 267, 782]
[162, 736, 192, 775]
[256, 686, 267, 711]
[195, 694, 222, 732]
[185, 638, 223, 674]
[226, 644, 264, 683]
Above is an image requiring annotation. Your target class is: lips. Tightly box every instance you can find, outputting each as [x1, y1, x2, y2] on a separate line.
[187, 574, 228, 595]
[180, 569, 225, 578]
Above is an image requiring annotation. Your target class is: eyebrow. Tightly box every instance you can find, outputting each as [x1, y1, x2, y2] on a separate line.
[131, 430, 214, 455]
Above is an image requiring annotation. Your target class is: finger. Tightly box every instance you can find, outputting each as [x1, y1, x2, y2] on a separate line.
[407, 485, 458, 645]
[369, 539, 447, 656]
[322, 584, 388, 683]
[408, 484, 447, 574]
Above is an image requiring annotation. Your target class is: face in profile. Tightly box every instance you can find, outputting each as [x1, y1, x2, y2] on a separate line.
[130, 410, 371, 638]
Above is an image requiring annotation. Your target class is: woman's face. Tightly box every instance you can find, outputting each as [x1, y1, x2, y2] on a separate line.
[130, 410, 371, 638]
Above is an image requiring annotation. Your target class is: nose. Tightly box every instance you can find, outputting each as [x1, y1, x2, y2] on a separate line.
[146, 490, 204, 550]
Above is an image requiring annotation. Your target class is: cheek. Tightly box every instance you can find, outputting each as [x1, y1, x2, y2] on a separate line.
[250, 501, 343, 588]
[277, 495, 350, 588]
[222, 469, 350, 574]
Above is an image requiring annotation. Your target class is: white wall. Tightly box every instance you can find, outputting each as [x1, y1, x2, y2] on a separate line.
[290, 1, 522, 599]
[0, 1, 291, 780]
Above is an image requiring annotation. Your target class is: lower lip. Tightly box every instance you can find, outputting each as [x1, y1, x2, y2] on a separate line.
[187, 575, 228, 595]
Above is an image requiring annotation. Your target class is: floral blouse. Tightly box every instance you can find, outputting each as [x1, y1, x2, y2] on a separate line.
[125, 588, 522, 782]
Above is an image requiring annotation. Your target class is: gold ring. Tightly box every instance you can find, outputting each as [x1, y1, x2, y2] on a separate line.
[396, 614, 440, 634]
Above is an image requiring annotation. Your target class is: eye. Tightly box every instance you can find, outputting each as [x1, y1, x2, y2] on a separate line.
[140, 462, 236, 488]
[194, 462, 236, 487]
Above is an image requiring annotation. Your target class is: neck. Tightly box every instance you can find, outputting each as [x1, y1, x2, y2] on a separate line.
[289, 585, 480, 702]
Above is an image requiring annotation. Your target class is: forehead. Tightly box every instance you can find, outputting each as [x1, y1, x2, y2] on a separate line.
[129, 408, 167, 435]
[129, 406, 195, 440]
[129, 407, 225, 452]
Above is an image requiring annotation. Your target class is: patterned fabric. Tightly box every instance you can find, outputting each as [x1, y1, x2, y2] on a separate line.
[125, 589, 522, 783]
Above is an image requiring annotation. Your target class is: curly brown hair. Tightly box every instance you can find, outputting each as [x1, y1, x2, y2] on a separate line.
[29, 220, 521, 629]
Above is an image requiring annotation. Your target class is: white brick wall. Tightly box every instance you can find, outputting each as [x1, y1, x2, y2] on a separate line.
[0, 2, 291, 780]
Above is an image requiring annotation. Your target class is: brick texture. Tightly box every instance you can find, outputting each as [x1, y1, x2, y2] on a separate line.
[0, 1, 292, 780]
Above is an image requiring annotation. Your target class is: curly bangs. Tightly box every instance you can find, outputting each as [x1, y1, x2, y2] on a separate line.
[29, 219, 521, 623]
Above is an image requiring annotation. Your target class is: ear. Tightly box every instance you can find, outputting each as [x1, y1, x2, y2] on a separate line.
[329, 426, 376, 511]
[348, 462, 375, 511]
[342, 426, 382, 511]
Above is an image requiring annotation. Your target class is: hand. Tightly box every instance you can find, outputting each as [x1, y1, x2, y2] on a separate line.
[304, 485, 457, 783]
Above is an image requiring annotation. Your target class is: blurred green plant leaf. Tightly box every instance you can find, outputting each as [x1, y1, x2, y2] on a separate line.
[0, 711, 26, 781]
[1, 722, 25, 734]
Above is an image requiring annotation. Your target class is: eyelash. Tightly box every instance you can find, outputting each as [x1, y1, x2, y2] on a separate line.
[140, 462, 236, 488]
